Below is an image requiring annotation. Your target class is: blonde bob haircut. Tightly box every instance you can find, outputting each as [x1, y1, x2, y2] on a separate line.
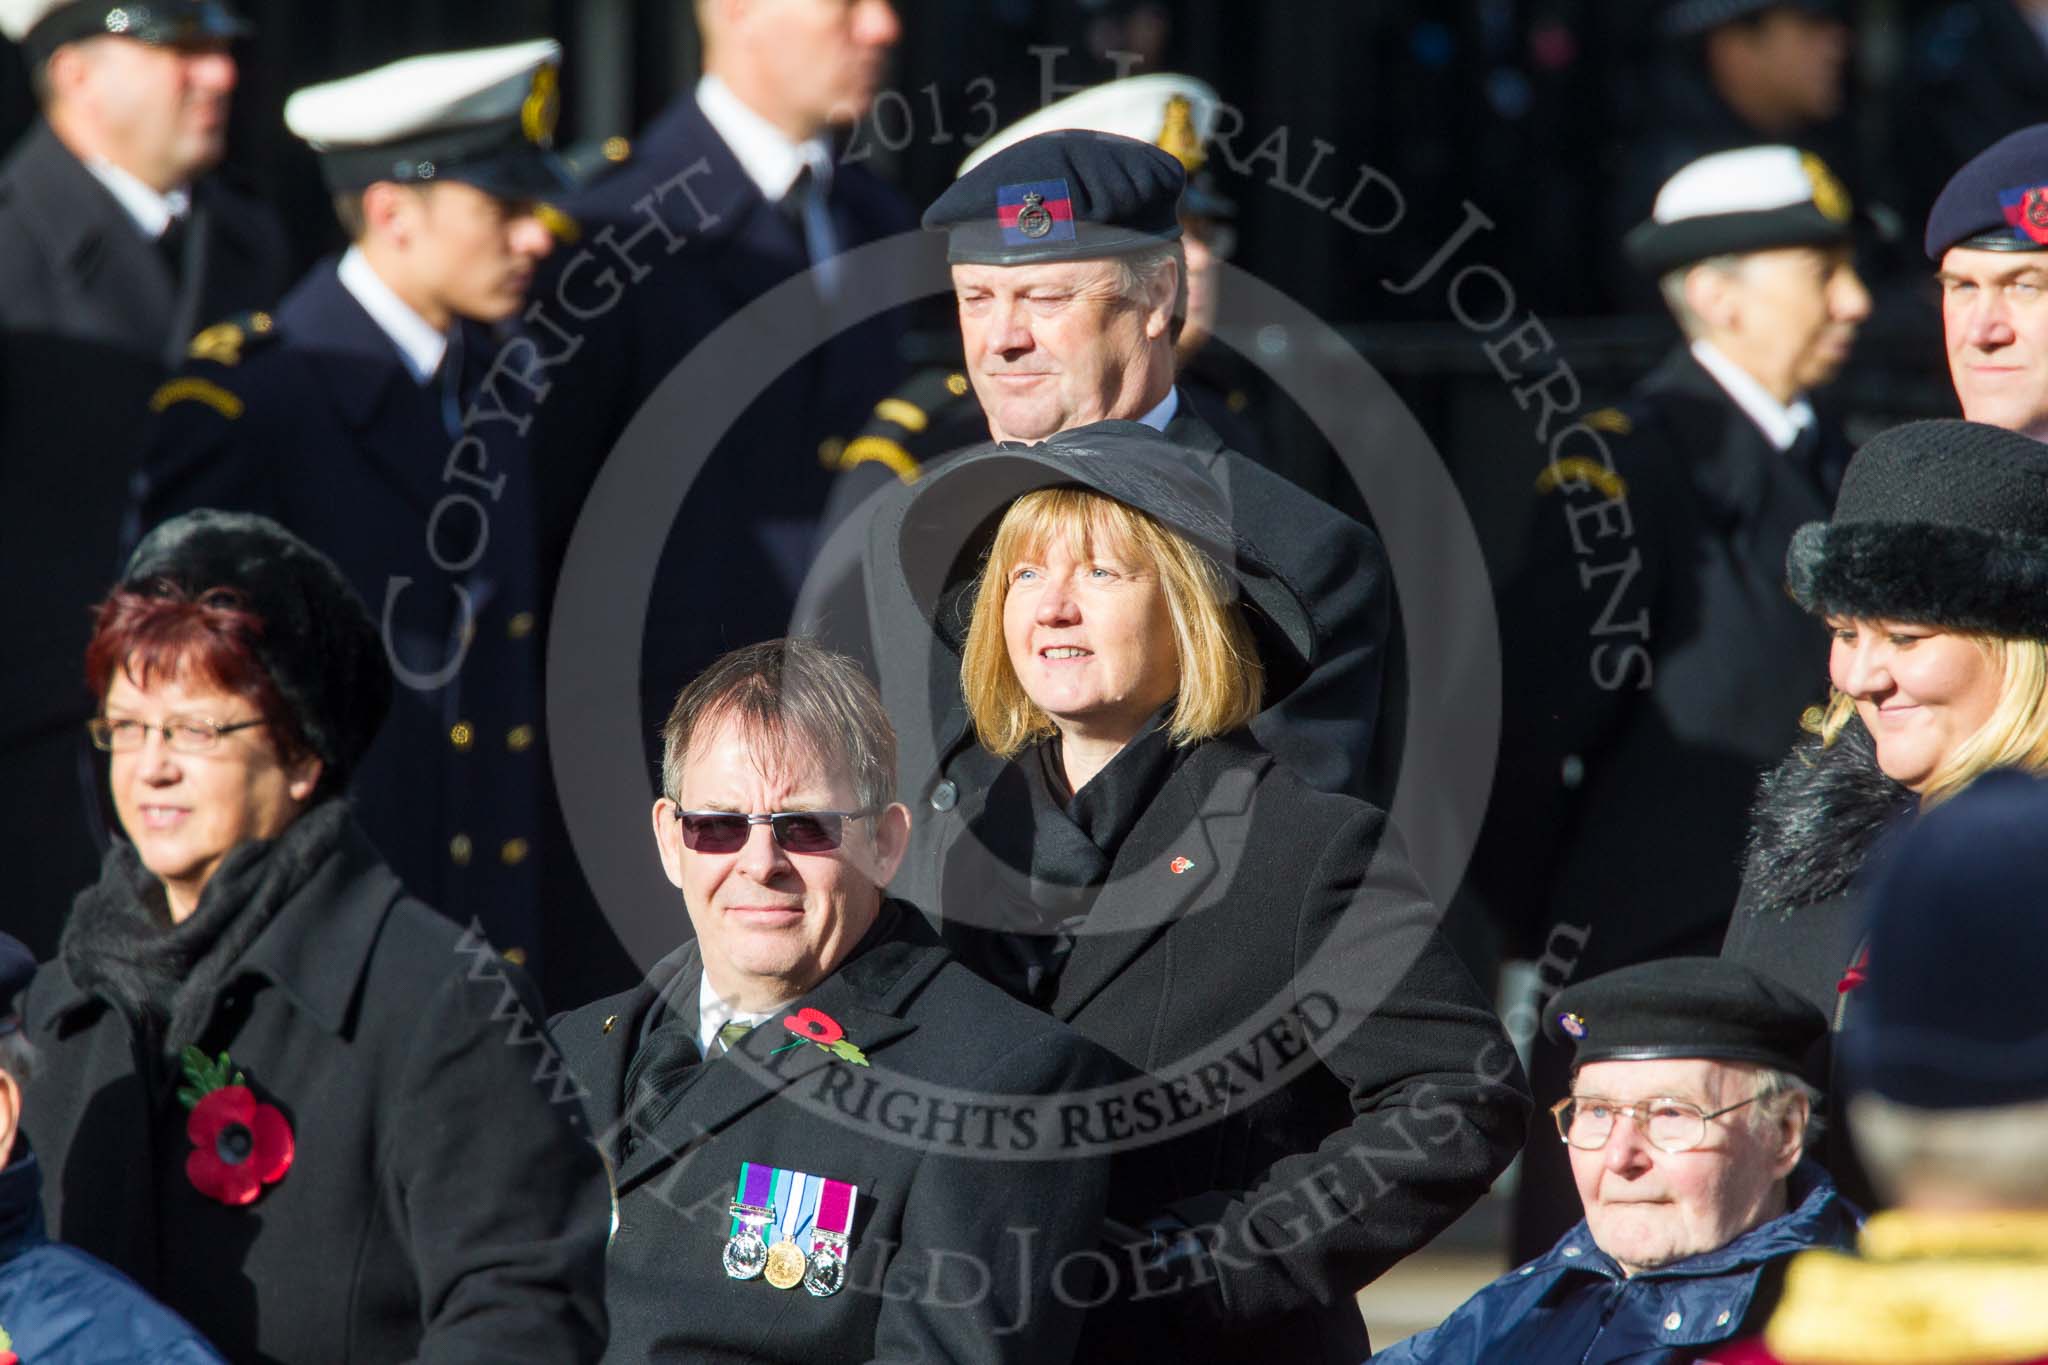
[1807, 630, 2048, 805]
[960, 486, 1264, 758]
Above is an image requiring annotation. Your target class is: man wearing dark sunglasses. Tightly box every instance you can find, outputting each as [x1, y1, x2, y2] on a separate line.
[552, 638, 1121, 1364]
[1372, 958, 1858, 1364]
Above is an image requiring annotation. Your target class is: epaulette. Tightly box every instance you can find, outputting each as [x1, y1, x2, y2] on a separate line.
[1534, 406, 1632, 500]
[184, 311, 279, 367]
[558, 134, 633, 192]
[819, 368, 976, 485]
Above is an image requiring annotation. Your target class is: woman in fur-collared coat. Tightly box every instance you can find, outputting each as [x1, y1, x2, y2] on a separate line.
[1724, 419, 2048, 1197]
[20, 511, 608, 1364]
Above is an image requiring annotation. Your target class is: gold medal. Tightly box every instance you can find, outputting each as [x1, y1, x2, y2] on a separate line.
[763, 1238, 808, 1290]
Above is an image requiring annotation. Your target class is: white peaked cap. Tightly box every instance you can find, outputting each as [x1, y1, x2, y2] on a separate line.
[285, 39, 561, 150]
[957, 72, 1220, 180]
[1653, 146, 1821, 222]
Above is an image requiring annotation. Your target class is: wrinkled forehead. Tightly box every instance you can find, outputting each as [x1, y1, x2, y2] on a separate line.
[1570, 1055, 1756, 1104]
[678, 706, 852, 804]
[950, 255, 1122, 294]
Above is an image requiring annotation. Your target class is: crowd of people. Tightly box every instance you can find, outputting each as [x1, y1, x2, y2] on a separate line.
[1, 0, 2047, 1362]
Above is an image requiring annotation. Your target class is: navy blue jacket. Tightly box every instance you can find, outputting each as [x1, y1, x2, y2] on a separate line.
[1371, 1164, 1857, 1364]
[132, 261, 547, 968]
[0, 1153, 223, 1363]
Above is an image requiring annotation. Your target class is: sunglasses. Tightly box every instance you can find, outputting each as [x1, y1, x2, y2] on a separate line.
[672, 808, 880, 854]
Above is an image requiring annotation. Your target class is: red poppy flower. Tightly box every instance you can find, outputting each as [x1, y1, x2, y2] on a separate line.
[0, 1350, 16, 1365]
[783, 1008, 845, 1047]
[186, 1085, 294, 1206]
[1837, 946, 1871, 995]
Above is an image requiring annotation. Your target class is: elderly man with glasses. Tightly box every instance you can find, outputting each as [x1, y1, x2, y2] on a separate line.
[1372, 958, 1858, 1364]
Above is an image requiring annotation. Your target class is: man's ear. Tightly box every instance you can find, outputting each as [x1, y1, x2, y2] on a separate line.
[651, 797, 688, 891]
[1770, 1091, 1810, 1178]
[361, 181, 424, 246]
[0, 1066, 20, 1166]
[1684, 263, 1739, 334]
[869, 802, 910, 887]
[285, 754, 324, 805]
[1142, 258, 1182, 342]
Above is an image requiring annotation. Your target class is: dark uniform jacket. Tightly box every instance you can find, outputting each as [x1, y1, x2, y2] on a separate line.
[0, 120, 288, 368]
[552, 904, 1119, 1364]
[895, 729, 1529, 1364]
[839, 403, 1391, 805]
[0, 120, 289, 964]
[0, 1152, 225, 1363]
[534, 91, 914, 752]
[19, 806, 609, 1364]
[1481, 345, 1850, 974]
[132, 260, 548, 966]
[1372, 1163, 1856, 1365]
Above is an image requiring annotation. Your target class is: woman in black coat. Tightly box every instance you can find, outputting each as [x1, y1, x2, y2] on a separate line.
[1724, 420, 2048, 1199]
[20, 511, 608, 1363]
[875, 422, 1530, 1364]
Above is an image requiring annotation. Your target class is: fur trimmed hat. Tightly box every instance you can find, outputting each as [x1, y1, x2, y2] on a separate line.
[1786, 419, 2048, 639]
[121, 510, 391, 782]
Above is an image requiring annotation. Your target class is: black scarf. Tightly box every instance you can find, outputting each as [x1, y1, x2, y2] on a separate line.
[964, 709, 1186, 1001]
[59, 799, 351, 1060]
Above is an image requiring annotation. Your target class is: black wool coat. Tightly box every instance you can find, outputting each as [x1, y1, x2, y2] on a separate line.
[895, 732, 1530, 1364]
[1477, 345, 1852, 974]
[0, 121, 289, 368]
[552, 906, 1121, 1364]
[19, 816, 610, 1364]
[131, 261, 550, 971]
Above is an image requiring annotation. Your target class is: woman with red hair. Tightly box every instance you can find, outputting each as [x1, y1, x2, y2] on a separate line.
[16, 510, 607, 1364]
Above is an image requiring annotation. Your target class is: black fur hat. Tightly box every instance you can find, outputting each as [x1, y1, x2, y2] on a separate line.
[1786, 419, 2048, 638]
[121, 510, 391, 783]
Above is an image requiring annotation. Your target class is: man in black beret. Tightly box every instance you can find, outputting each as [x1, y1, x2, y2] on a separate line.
[0, 931, 229, 1361]
[1375, 958, 1856, 1365]
[1724, 769, 2048, 1364]
[1927, 123, 2048, 443]
[826, 126, 1393, 811]
[1482, 141, 1867, 1260]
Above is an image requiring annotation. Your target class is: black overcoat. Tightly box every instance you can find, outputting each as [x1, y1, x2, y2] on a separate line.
[131, 261, 549, 969]
[552, 906, 1121, 1364]
[900, 732, 1530, 1363]
[18, 815, 610, 1364]
[0, 120, 289, 368]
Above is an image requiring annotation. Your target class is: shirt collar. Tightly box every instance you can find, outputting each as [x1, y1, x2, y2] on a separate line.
[696, 971, 792, 1057]
[697, 73, 834, 203]
[336, 245, 450, 385]
[1135, 386, 1181, 433]
[1691, 339, 1815, 454]
[84, 158, 190, 239]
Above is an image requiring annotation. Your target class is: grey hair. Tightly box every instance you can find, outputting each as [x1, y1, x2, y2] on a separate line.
[1111, 240, 1188, 347]
[1751, 1066, 1824, 1154]
[658, 638, 896, 811]
[1852, 1092, 2048, 1207]
[0, 1030, 36, 1088]
[1659, 254, 1747, 339]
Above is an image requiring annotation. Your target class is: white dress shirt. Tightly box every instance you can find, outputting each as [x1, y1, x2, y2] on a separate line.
[696, 73, 835, 203]
[1135, 386, 1181, 433]
[697, 972, 792, 1057]
[1690, 339, 1815, 454]
[85, 158, 190, 240]
[337, 245, 449, 384]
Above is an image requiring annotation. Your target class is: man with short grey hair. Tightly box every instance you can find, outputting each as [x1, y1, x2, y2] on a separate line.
[554, 639, 1121, 1364]
[1374, 957, 1855, 1364]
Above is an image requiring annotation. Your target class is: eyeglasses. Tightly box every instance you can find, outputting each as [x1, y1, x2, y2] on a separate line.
[1550, 1095, 1760, 1155]
[671, 808, 880, 854]
[88, 715, 266, 754]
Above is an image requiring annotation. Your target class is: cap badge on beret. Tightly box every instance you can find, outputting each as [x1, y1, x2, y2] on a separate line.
[1558, 1012, 1587, 1039]
[1157, 95, 1204, 173]
[2001, 184, 2048, 246]
[1002, 180, 1075, 245]
[521, 62, 560, 148]
[1803, 153, 1852, 224]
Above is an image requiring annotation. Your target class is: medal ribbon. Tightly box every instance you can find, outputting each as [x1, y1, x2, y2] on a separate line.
[771, 1169, 821, 1246]
[730, 1161, 777, 1235]
[810, 1177, 857, 1250]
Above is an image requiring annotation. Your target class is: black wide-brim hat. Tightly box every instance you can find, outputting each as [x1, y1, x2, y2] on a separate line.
[1787, 419, 2048, 639]
[121, 509, 391, 782]
[885, 421, 1317, 704]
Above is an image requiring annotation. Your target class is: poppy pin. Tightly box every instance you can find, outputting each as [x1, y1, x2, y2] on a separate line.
[1169, 856, 1194, 875]
[178, 1046, 294, 1207]
[777, 1008, 869, 1066]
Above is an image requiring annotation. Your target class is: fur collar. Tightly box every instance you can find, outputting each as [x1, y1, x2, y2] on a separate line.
[59, 799, 352, 1059]
[1739, 714, 1916, 924]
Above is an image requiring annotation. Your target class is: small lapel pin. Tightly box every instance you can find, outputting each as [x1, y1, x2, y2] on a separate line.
[1558, 1012, 1587, 1039]
[602, 1014, 619, 1034]
[1169, 856, 1194, 875]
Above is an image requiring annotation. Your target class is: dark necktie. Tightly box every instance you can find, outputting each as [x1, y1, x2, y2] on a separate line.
[780, 164, 841, 298]
[436, 327, 467, 440]
[156, 215, 189, 286]
[620, 1016, 703, 1150]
